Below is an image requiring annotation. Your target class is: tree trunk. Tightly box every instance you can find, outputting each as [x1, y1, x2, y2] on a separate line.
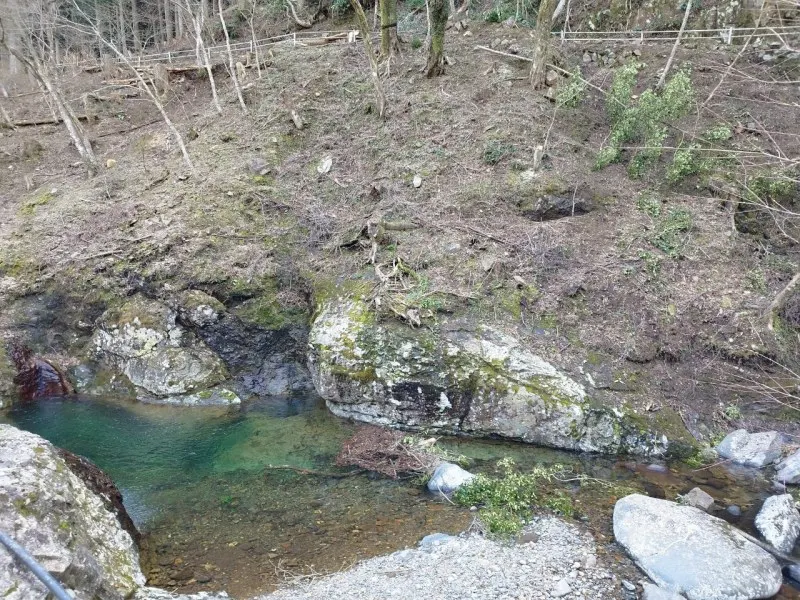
[131, 0, 141, 51]
[219, 0, 247, 113]
[349, 0, 386, 118]
[530, 0, 555, 88]
[186, 4, 222, 114]
[379, 0, 401, 59]
[164, 0, 173, 42]
[117, 0, 127, 53]
[424, 0, 448, 77]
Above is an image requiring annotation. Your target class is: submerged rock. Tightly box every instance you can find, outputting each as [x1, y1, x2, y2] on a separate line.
[0, 424, 145, 600]
[427, 463, 475, 494]
[92, 295, 235, 405]
[308, 299, 683, 455]
[682, 487, 714, 512]
[613, 494, 782, 600]
[716, 429, 782, 468]
[754, 494, 800, 554]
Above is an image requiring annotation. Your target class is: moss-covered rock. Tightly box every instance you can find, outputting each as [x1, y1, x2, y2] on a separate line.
[308, 299, 682, 455]
[0, 425, 145, 599]
[91, 295, 236, 404]
[0, 343, 17, 409]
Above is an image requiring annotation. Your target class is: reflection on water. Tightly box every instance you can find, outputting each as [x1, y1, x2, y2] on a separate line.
[1, 396, 779, 599]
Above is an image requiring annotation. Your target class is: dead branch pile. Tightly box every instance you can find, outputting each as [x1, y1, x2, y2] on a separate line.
[334, 425, 440, 479]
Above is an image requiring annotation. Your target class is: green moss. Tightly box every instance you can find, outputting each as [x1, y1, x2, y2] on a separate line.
[19, 189, 54, 216]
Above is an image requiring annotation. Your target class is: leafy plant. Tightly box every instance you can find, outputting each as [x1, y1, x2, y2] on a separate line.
[667, 143, 702, 183]
[331, 0, 351, 16]
[556, 67, 588, 108]
[595, 63, 694, 177]
[703, 124, 732, 142]
[636, 192, 662, 218]
[453, 458, 567, 535]
[483, 140, 515, 165]
[650, 208, 693, 258]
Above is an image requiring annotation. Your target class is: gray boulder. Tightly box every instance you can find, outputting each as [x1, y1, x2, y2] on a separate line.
[427, 463, 475, 494]
[92, 295, 238, 405]
[682, 487, 714, 511]
[716, 429, 782, 468]
[775, 448, 800, 485]
[308, 299, 688, 455]
[613, 494, 782, 600]
[642, 583, 687, 599]
[754, 494, 800, 553]
[0, 424, 145, 600]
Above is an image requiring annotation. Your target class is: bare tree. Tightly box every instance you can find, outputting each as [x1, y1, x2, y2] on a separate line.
[424, 0, 448, 77]
[178, 0, 222, 114]
[0, 4, 98, 174]
[243, 0, 262, 78]
[218, 0, 247, 113]
[68, 1, 194, 171]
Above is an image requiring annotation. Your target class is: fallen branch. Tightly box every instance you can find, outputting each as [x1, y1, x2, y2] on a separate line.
[285, 0, 312, 28]
[9, 114, 92, 127]
[657, 0, 691, 89]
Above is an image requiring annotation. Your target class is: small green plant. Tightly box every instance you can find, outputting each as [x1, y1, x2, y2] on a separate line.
[636, 192, 662, 218]
[556, 67, 588, 108]
[453, 458, 567, 535]
[483, 140, 515, 165]
[639, 250, 662, 279]
[411, 37, 423, 50]
[331, 0, 351, 15]
[745, 269, 767, 293]
[667, 143, 702, 183]
[703, 124, 732, 142]
[723, 404, 742, 420]
[650, 208, 693, 258]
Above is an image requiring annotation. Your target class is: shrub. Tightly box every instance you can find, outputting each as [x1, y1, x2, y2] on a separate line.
[452, 458, 568, 535]
[556, 67, 588, 108]
[483, 140, 515, 165]
[595, 64, 694, 176]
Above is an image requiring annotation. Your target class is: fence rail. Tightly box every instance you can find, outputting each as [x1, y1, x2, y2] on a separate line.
[58, 23, 800, 71]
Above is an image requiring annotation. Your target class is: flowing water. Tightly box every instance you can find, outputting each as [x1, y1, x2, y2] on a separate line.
[0, 395, 784, 599]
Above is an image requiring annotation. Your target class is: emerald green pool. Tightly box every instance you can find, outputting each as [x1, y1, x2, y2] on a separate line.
[1, 395, 776, 598]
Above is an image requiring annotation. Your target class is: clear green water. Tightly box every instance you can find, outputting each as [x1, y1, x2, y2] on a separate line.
[0, 396, 779, 598]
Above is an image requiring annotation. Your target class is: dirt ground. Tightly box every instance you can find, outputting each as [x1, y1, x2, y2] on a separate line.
[1, 11, 799, 442]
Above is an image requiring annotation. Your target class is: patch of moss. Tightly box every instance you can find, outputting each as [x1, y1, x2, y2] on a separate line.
[18, 189, 54, 216]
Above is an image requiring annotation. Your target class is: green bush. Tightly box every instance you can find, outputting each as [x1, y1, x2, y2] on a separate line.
[483, 140, 515, 165]
[651, 208, 693, 258]
[595, 64, 694, 176]
[556, 67, 588, 108]
[452, 458, 568, 535]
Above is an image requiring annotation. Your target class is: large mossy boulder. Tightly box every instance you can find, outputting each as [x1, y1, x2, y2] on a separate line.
[0, 425, 145, 600]
[92, 295, 239, 405]
[308, 299, 681, 455]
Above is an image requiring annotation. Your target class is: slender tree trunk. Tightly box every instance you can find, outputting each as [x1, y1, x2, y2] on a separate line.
[157, 0, 166, 44]
[131, 0, 141, 50]
[164, 0, 173, 42]
[424, 0, 447, 77]
[657, 0, 691, 89]
[248, 12, 262, 78]
[218, 0, 247, 113]
[530, 0, 555, 88]
[117, 0, 127, 53]
[349, 0, 386, 118]
[186, 4, 222, 114]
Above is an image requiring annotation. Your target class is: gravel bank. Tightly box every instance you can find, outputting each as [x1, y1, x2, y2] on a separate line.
[262, 517, 626, 600]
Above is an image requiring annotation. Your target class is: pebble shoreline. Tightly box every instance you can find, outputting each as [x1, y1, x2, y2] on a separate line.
[262, 517, 626, 600]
